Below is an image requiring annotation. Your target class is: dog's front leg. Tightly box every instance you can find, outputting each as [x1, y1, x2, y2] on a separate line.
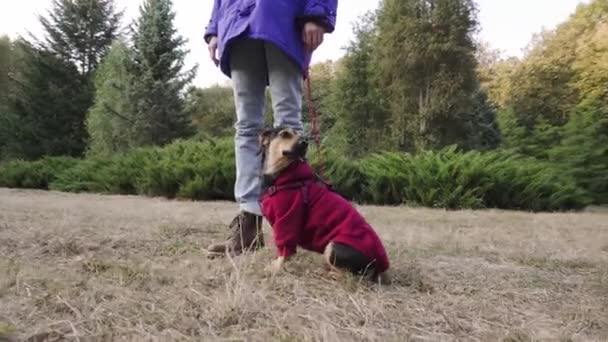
[265, 256, 286, 275]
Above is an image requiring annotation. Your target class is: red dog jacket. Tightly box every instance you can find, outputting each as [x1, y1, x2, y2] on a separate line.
[260, 160, 390, 273]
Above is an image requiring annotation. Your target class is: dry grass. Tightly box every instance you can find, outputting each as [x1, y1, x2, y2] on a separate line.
[0, 188, 607, 341]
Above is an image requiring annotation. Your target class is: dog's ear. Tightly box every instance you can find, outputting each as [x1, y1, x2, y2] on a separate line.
[259, 128, 274, 147]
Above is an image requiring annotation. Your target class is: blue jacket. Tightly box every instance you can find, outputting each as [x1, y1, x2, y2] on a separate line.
[204, 0, 338, 78]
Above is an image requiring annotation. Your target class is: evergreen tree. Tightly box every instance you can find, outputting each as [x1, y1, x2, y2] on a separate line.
[0, 36, 10, 109]
[332, 12, 391, 157]
[129, 0, 196, 146]
[0, 36, 18, 160]
[8, 41, 91, 158]
[464, 90, 501, 150]
[1, 0, 124, 159]
[86, 39, 135, 156]
[38, 0, 123, 76]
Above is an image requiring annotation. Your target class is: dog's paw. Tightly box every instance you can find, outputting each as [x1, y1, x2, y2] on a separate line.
[265, 257, 285, 276]
[327, 270, 343, 281]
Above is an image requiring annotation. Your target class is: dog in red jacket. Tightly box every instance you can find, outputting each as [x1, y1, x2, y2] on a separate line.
[258, 127, 390, 282]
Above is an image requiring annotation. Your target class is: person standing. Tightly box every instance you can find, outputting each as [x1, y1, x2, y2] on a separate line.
[204, 0, 338, 257]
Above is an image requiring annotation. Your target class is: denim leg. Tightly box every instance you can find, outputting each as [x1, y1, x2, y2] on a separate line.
[264, 42, 304, 132]
[230, 39, 267, 216]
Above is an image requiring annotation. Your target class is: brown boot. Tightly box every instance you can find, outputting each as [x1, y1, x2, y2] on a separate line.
[207, 211, 265, 258]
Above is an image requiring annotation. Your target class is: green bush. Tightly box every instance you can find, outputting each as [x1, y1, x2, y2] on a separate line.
[480, 153, 588, 211]
[311, 152, 369, 203]
[49, 138, 236, 200]
[0, 156, 79, 189]
[548, 98, 608, 204]
[50, 159, 114, 193]
[359, 149, 487, 208]
[326, 147, 589, 211]
[49, 148, 154, 194]
[134, 138, 235, 200]
[0, 139, 591, 211]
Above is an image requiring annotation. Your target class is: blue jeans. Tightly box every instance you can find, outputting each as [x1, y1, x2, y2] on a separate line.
[230, 38, 303, 216]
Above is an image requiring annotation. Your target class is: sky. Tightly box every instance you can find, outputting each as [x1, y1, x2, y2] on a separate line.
[0, 0, 590, 88]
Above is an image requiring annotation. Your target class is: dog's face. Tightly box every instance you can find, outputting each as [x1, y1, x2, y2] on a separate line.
[260, 127, 308, 176]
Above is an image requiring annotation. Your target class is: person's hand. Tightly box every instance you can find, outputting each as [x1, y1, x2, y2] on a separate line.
[208, 36, 219, 66]
[302, 22, 326, 52]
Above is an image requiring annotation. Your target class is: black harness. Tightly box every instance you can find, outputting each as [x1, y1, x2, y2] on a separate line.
[258, 132, 333, 209]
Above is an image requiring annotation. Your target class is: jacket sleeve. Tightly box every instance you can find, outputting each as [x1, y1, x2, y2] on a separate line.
[204, 0, 220, 43]
[270, 193, 306, 258]
[298, 0, 338, 33]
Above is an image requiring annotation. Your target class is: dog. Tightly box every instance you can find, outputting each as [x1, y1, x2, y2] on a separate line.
[258, 126, 390, 283]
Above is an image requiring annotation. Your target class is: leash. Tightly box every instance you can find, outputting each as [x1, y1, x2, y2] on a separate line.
[304, 72, 329, 184]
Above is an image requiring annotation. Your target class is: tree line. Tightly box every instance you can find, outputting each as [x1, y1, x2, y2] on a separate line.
[0, 0, 606, 204]
[0, 0, 194, 160]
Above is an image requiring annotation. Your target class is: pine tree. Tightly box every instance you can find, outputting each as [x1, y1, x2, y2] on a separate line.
[0, 36, 11, 111]
[0, 36, 17, 160]
[38, 0, 123, 76]
[465, 90, 501, 150]
[2, 0, 124, 159]
[129, 0, 196, 146]
[8, 40, 91, 158]
[332, 12, 391, 157]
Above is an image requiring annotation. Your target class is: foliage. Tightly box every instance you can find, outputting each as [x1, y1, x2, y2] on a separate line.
[489, 0, 608, 203]
[0, 36, 20, 160]
[0, 36, 10, 108]
[549, 98, 608, 204]
[131, 137, 235, 200]
[331, 12, 391, 157]
[463, 90, 501, 150]
[37, 0, 123, 76]
[303, 60, 342, 145]
[128, 0, 196, 147]
[0, 156, 79, 189]
[86, 39, 136, 157]
[7, 41, 92, 158]
[352, 148, 588, 211]
[185, 85, 235, 138]
[0, 139, 589, 211]
[374, 0, 488, 150]
[0, 1, 123, 160]
[49, 138, 233, 200]
[497, 0, 608, 142]
[1, 0, 606, 209]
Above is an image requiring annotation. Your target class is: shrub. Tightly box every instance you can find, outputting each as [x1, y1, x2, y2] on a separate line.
[135, 138, 235, 200]
[548, 98, 608, 204]
[356, 147, 589, 211]
[311, 151, 369, 203]
[48, 138, 236, 200]
[49, 159, 105, 193]
[359, 148, 487, 208]
[0, 139, 591, 212]
[0, 157, 79, 189]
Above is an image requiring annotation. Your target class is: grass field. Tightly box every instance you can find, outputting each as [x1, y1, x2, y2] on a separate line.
[0, 188, 607, 341]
